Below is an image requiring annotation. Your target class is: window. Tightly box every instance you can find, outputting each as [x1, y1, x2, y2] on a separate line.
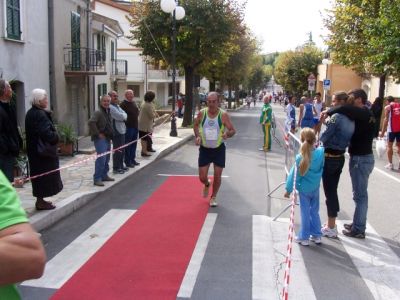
[111, 40, 115, 61]
[6, 0, 21, 40]
[96, 34, 106, 62]
[71, 12, 81, 70]
[127, 85, 140, 98]
[97, 83, 107, 102]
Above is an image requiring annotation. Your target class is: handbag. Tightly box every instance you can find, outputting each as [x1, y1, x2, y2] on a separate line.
[37, 137, 57, 158]
[375, 138, 387, 158]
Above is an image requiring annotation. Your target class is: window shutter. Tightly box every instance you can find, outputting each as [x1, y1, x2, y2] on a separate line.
[71, 12, 81, 70]
[6, 0, 21, 40]
[111, 41, 115, 61]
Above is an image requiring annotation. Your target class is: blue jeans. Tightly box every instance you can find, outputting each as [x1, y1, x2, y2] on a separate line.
[349, 154, 374, 234]
[93, 138, 111, 182]
[298, 188, 322, 240]
[322, 156, 345, 218]
[125, 127, 138, 165]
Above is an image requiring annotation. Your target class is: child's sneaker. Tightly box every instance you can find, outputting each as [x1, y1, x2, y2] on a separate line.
[295, 237, 309, 246]
[385, 163, 394, 170]
[309, 236, 322, 244]
[321, 225, 338, 238]
[202, 180, 210, 198]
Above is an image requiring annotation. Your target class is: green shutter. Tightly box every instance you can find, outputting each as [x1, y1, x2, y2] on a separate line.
[102, 84, 107, 96]
[6, 0, 21, 40]
[98, 85, 102, 102]
[71, 12, 81, 70]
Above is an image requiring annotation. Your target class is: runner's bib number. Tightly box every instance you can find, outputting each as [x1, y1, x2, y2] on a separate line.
[205, 127, 218, 140]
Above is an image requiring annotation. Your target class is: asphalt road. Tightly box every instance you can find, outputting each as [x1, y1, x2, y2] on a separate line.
[19, 102, 400, 300]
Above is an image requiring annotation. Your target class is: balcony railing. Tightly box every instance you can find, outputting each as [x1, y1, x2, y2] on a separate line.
[111, 59, 128, 77]
[64, 47, 107, 75]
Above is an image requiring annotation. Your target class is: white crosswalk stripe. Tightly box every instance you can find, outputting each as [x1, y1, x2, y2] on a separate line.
[22, 209, 136, 289]
[337, 220, 400, 300]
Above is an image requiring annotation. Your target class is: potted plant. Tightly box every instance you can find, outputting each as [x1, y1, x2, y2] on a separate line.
[56, 123, 77, 156]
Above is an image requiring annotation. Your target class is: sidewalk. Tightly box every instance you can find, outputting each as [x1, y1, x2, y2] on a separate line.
[16, 118, 194, 231]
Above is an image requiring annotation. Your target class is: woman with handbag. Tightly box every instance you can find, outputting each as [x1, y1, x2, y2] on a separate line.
[25, 89, 63, 210]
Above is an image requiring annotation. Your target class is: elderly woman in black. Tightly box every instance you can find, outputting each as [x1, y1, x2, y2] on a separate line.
[25, 89, 63, 210]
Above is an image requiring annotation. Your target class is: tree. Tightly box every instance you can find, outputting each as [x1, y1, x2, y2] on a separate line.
[323, 0, 400, 97]
[274, 46, 323, 97]
[129, 0, 244, 126]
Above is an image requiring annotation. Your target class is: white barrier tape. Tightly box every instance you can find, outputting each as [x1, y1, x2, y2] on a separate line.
[14, 112, 174, 185]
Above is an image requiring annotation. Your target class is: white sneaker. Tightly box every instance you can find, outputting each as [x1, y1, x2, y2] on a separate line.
[385, 163, 394, 170]
[209, 197, 218, 207]
[295, 237, 309, 246]
[321, 225, 338, 238]
[310, 236, 322, 244]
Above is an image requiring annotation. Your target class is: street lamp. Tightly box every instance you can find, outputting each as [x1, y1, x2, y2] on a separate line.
[160, 0, 185, 137]
[322, 58, 331, 104]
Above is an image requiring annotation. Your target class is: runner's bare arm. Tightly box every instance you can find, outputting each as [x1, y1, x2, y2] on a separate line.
[0, 223, 46, 285]
[298, 104, 304, 127]
[222, 113, 236, 139]
[193, 110, 203, 145]
[380, 105, 390, 137]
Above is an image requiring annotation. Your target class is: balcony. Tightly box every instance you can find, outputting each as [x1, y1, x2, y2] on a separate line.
[64, 47, 107, 76]
[111, 59, 128, 80]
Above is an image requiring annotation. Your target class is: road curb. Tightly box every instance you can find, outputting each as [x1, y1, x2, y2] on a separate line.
[30, 133, 194, 232]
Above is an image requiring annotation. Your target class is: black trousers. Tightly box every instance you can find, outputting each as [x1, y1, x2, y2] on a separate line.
[322, 156, 345, 218]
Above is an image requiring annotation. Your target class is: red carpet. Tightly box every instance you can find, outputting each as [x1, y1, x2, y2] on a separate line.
[51, 176, 209, 300]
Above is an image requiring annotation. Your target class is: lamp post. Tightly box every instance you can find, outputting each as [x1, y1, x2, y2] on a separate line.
[322, 58, 331, 104]
[160, 0, 185, 137]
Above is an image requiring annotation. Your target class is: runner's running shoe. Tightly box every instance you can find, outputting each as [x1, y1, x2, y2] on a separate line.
[209, 196, 218, 207]
[203, 180, 210, 198]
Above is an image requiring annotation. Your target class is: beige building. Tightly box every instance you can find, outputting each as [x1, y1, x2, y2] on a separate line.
[317, 63, 362, 106]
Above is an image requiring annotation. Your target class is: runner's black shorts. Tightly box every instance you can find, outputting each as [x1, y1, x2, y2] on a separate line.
[198, 143, 226, 168]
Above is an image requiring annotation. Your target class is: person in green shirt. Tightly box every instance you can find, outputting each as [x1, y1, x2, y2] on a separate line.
[0, 171, 46, 299]
[259, 95, 273, 151]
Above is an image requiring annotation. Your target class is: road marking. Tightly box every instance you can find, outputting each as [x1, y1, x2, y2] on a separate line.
[373, 167, 400, 183]
[177, 213, 217, 298]
[252, 216, 316, 300]
[337, 220, 400, 299]
[22, 209, 136, 289]
[157, 174, 229, 178]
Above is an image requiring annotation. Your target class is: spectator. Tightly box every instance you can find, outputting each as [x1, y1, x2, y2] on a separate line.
[0, 170, 46, 298]
[327, 89, 375, 238]
[177, 93, 184, 118]
[380, 96, 400, 170]
[108, 91, 128, 174]
[138, 91, 158, 157]
[120, 89, 140, 168]
[25, 89, 63, 210]
[285, 128, 324, 246]
[370, 97, 383, 138]
[319, 91, 354, 238]
[88, 95, 114, 186]
[0, 79, 23, 183]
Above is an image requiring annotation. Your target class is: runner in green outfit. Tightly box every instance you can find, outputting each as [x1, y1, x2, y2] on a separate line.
[259, 95, 273, 151]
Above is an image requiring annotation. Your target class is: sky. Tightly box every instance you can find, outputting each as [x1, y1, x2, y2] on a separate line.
[244, 0, 332, 54]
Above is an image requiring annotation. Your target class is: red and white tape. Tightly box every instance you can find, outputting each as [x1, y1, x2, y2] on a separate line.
[14, 113, 174, 185]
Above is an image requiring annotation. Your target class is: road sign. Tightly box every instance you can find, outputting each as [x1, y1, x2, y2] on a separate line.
[323, 79, 331, 90]
[308, 74, 316, 91]
[308, 80, 316, 91]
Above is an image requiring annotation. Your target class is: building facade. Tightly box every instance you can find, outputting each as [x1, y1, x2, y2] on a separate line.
[0, 0, 50, 128]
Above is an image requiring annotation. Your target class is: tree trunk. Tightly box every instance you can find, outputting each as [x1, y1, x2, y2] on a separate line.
[378, 74, 386, 99]
[210, 80, 216, 92]
[182, 65, 195, 127]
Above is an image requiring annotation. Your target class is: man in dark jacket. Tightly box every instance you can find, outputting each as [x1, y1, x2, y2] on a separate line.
[88, 95, 114, 186]
[120, 89, 140, 167]
[0, 79, 22, 183]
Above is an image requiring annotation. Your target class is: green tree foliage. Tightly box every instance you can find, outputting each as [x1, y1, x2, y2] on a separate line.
[274, 46, 323, 97]
[128, 0, 244, 126]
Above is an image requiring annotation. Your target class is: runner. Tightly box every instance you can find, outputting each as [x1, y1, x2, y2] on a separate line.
[193, 92, 236, 207]
[259, 95, 273, 152]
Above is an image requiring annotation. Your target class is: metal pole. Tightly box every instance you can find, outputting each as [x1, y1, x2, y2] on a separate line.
[170, 8, 178, 137]
[324, 64, 328, 103]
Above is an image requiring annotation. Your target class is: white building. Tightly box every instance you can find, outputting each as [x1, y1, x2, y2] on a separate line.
[92, 0, 185, 106]
[0, 0, 50, 127]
